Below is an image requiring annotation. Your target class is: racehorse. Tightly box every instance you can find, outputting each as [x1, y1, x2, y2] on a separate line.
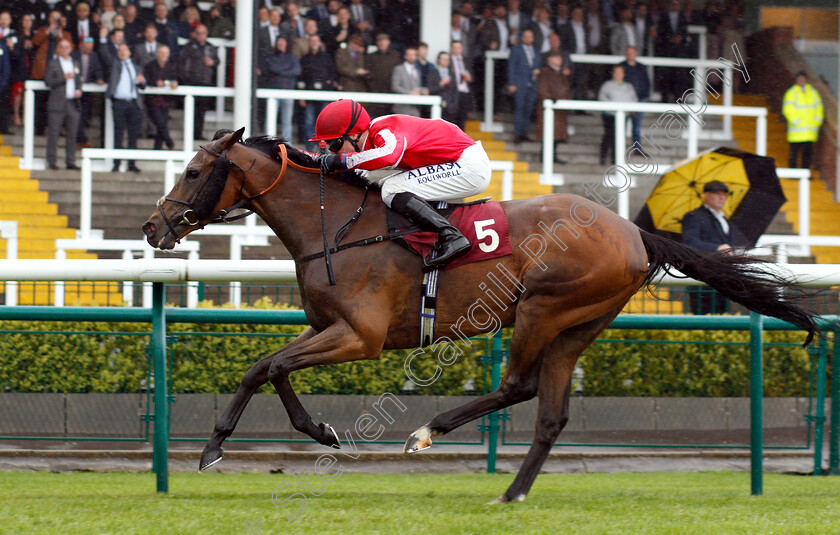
[142, 128, 819, 503]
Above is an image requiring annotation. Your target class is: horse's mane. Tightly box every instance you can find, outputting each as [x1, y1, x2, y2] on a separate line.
[212, 130, 376, 191]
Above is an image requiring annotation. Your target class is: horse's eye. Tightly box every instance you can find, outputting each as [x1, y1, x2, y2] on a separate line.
[186, 168, 200, 180]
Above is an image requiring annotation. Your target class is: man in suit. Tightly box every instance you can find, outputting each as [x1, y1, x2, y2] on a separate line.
[507, 28, 540, 144]
[655, 0, 689, 102]
[106, 43, 144, 173]
[682, 180, 737, 314]
[558, 5, 588, 103]
[610, 6, 638, 55]
[447, 40, 473, 130]
[391, 45, 427, 117]
[71, 36, 103, 148]
[132, 24, 160, 73]
[44, 38, 81, 170]
[69, 1, 96, 47]
[280, 2, 307, 42]
[347, 0, 374, 46]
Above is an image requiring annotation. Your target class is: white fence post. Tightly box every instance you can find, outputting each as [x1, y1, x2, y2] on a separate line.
[0, 221, 17, 306]
[80, 155, 93, 239]
[23, 83, 36, 169]
[542, 99, 554, 186]
[54, 248, 65, 307]
[266, 97, 278, 137]
[122, 249, 134, 306]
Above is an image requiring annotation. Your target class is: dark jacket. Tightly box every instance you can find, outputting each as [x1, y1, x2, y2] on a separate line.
[71, 48, 104, 83]
[681, 205, 736, 253]
[10, 31, 33, 82]
[178, 39, 218, 86]
[143, 59, 178, 108]
[365, 48, 400, 94]
[620, 60, 650, 100]
[0, 40, 9, 89]
[300, 48, 337, 90]
[266, 50, 301, 90]
[507, 44, 540, 89]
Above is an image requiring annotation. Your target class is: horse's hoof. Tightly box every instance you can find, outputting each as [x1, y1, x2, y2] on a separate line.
[321, 423, 341, 449]
[199, 447, 224, 471]
[403, 425, 433, 453]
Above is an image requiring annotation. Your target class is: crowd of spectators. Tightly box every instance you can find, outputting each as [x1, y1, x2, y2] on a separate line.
[0, 0, 747, 163]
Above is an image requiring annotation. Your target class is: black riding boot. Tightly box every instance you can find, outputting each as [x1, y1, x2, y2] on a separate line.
[391, 192, 471, 267]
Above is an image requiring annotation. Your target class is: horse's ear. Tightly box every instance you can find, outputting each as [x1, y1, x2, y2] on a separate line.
[228, 127, 246, 146]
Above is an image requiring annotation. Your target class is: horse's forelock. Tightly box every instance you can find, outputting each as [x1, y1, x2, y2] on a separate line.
[212, 129, 235, 141]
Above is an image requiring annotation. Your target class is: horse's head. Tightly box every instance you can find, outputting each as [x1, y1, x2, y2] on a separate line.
[142, 127, 253, 249]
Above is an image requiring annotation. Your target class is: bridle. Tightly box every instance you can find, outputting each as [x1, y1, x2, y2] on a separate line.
[155, 142, 289, 244]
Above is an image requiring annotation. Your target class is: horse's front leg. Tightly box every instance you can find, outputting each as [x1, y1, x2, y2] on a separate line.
[267, 319, 385, 446]
[199, 328, 317, 471]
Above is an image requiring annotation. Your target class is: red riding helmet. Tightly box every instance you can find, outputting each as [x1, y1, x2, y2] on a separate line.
[308, 99, 371, 142]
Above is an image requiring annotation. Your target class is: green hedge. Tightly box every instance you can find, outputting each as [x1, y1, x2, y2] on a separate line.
[0, 299, 826, 397]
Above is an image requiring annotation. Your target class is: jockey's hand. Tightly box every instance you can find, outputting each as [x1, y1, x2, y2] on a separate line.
[320, 154, 346, 174]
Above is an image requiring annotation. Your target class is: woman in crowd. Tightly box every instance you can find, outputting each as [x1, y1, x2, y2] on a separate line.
[10, 14, 34, 127]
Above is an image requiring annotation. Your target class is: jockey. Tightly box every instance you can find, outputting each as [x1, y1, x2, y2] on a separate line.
[311, 99, 491, 268]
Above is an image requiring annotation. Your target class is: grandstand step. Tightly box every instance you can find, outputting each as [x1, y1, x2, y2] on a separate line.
[0, 178, 39, 190]
[0, 203, 58, 215]
[0, 168, 32, 179]
[14, 227, 77, 240]
[0, 214, 69, 227]
[0, 156, 21, 168]
[3, 191, 49, 203]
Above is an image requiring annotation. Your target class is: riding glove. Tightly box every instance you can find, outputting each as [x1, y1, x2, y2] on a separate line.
[320, 154, 346, 174]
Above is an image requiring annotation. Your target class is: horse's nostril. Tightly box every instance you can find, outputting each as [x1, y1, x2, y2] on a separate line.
[142, 221, 156, 237]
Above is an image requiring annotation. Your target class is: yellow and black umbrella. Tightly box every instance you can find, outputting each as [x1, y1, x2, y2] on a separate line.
[634, 147, 785, 247]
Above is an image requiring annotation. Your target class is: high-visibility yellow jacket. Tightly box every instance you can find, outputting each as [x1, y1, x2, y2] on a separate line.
[782, 83, 824, 143]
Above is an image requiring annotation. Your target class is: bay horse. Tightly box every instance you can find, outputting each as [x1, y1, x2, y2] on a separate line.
[142, 128, 818, 503]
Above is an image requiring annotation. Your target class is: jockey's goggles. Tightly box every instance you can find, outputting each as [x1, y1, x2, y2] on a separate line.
[327, 137, 345, 153]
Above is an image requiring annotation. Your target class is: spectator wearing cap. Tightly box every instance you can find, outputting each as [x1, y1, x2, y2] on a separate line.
[782, 71, 823, 170]
[537, 51, 570, 162]
[335, 33, 368, 93]
[681, 180, 736, 314]
[365, 33, 400, 118]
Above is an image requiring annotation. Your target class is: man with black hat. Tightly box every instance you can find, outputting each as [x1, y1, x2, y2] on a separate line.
[681, 180, 736, 314]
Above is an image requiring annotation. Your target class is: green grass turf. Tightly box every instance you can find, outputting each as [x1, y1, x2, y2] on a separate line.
[1, 471, 840, 534]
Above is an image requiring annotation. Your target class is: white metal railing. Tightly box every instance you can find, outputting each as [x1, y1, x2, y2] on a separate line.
[0, 258, 837, 286]
[23, 81, 235, 170]
[79, 148, 192, 238]
[481, 50, 738, 137]
[258, 89, 443, 135]
[53, 239, 200, 308]
[541, 99, 767, 219]
[23, 82, 443, 170]
[0, 221, 17, 305]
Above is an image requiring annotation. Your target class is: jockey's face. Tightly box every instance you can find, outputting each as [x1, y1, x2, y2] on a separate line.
[331, 133, 365, 154]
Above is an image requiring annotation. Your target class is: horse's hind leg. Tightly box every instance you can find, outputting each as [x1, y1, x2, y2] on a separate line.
[199, 328, 317, 471]
[490, 308, 620, 504]
[404, 299, 560, 453]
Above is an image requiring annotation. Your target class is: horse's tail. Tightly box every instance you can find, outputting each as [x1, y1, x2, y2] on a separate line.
[639, 229, 820, 345]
